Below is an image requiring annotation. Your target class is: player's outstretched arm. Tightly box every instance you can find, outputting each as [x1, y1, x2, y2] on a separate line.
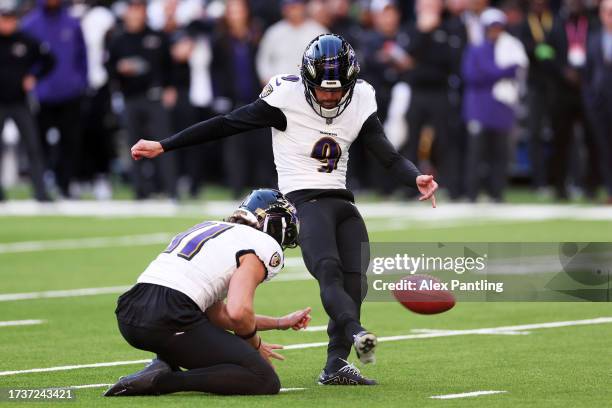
[207, 304, 312, 332]
[255, 307, 312, 331]
[130, 99, 287, 161]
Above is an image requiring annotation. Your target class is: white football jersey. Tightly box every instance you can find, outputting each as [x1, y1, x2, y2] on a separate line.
[137, 221, 284, 312]
[261, 75, 378, 194]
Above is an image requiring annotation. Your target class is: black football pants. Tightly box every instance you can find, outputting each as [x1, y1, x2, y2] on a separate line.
[115, 283, 279, 396]
[117, 320, 280, 395]
[295, 197, 369, 372]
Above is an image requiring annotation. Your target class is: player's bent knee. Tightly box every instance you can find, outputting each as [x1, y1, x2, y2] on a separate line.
[253, 362, 281, 395]
[313, 258, 343, 285]
[260, 370, 281, 395]
[243, 353, 281, 395]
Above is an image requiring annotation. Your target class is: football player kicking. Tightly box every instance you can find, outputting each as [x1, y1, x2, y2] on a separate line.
[131, 34, 438, 385]
[104, 189, 309, 396]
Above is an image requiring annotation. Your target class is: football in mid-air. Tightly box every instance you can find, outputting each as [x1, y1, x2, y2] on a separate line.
[392, 274, 456, 315]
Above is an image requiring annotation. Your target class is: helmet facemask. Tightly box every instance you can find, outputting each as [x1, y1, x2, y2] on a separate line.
[261, 209, 299, 249]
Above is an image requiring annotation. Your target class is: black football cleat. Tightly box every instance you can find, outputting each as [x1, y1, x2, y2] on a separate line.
[353, 330, 377, 365]
[317, 360, 377, 385]
[103, 358, 172, 396]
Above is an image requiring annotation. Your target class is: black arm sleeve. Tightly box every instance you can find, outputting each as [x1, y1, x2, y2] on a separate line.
[359, 113, 421, 189]
[160, 99, 287, 152]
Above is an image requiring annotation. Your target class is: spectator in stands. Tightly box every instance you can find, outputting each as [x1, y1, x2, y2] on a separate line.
[360, 0, 411, 126]
[22, 0, 88, 199]
[249, 0, 283, 30]
[308, 0, 333, 29]
[444, 0, 470, 200]
[402, 0, 453, 191]
[105, 0, 177, 199]
[548, 0, 600, 200]
[80, 0, 116, 200]
[329, 0, 362, 47]
[173, 4, 218, 197]
[584, 0, 612, 203]
[462, 8, 527, 202]
[211, 0, 275, 197]
[151, 0, 205, 198]
[255, 0, 327, 84]
[518, 0, 556, 193]
[465, 0, 490, 45]
[0, 0, 53, 202]
[356, 0, 412, 193]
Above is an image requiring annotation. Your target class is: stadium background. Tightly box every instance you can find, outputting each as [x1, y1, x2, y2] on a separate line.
[0, 0, 611, 406]
[0, 0, 610, 203]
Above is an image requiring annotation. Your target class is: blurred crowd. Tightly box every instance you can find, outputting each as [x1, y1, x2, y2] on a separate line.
[0, 0, 611, 202]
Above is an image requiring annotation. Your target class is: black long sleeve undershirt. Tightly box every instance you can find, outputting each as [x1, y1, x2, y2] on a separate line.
[160, 99, 287, 152]
[161, 100, 419, 189]
[359, 113, 421, 188]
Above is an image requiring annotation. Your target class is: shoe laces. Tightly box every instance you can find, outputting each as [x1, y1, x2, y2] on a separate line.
[338, 359, 361, 377]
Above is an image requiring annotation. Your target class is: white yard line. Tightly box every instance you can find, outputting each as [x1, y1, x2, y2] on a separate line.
[0, 233, 172, 254]
[2, 200, 612, 221]
[0, 286, 132, 302]
[0, 271, 312, 303]
[430, 390, 508, 399]
[303, 325, 328, 332]
[410, 328, 530, 336]
[0, 359, 151, 376]
[1, 317, 610, 377]
[0, 319, 45, 327]
[58, 383, 304, 393]
[64, 383, 112, 390]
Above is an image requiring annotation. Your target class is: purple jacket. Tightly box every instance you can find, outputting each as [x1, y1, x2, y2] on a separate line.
[462, 40, 518, 132]
[21, 0, 87, 103]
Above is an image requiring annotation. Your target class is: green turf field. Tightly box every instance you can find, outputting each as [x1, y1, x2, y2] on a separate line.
[0, 211, 611, 407]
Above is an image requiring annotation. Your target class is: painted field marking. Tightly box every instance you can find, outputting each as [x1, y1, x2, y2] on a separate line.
[410, 328, 531, 336]
[0, 233, 172, 254]
[0, 320, 45, 328]
[0, 286, 133, 302]
[66, 383, 112, 390]
[0, 272, 312, 303]
[2, 200, 612, 222]
[1, 317, 610, 377]
[430, 390, 508, 399]
[56, 383, 305, 393]
[0, 360, 151, 376]
[304, 325, 328, 332]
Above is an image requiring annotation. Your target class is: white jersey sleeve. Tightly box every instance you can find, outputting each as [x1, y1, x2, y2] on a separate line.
[245, 233, 284, 281]
[352, 79, 378, 125]
[258, 74, 297, 110]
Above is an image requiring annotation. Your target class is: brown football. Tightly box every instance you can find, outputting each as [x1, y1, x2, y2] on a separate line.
[392, 274, 456, 315]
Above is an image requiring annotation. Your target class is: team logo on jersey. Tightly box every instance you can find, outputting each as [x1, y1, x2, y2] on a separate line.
[269, 252, 281, 268]
[259, 83, 273, 98]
